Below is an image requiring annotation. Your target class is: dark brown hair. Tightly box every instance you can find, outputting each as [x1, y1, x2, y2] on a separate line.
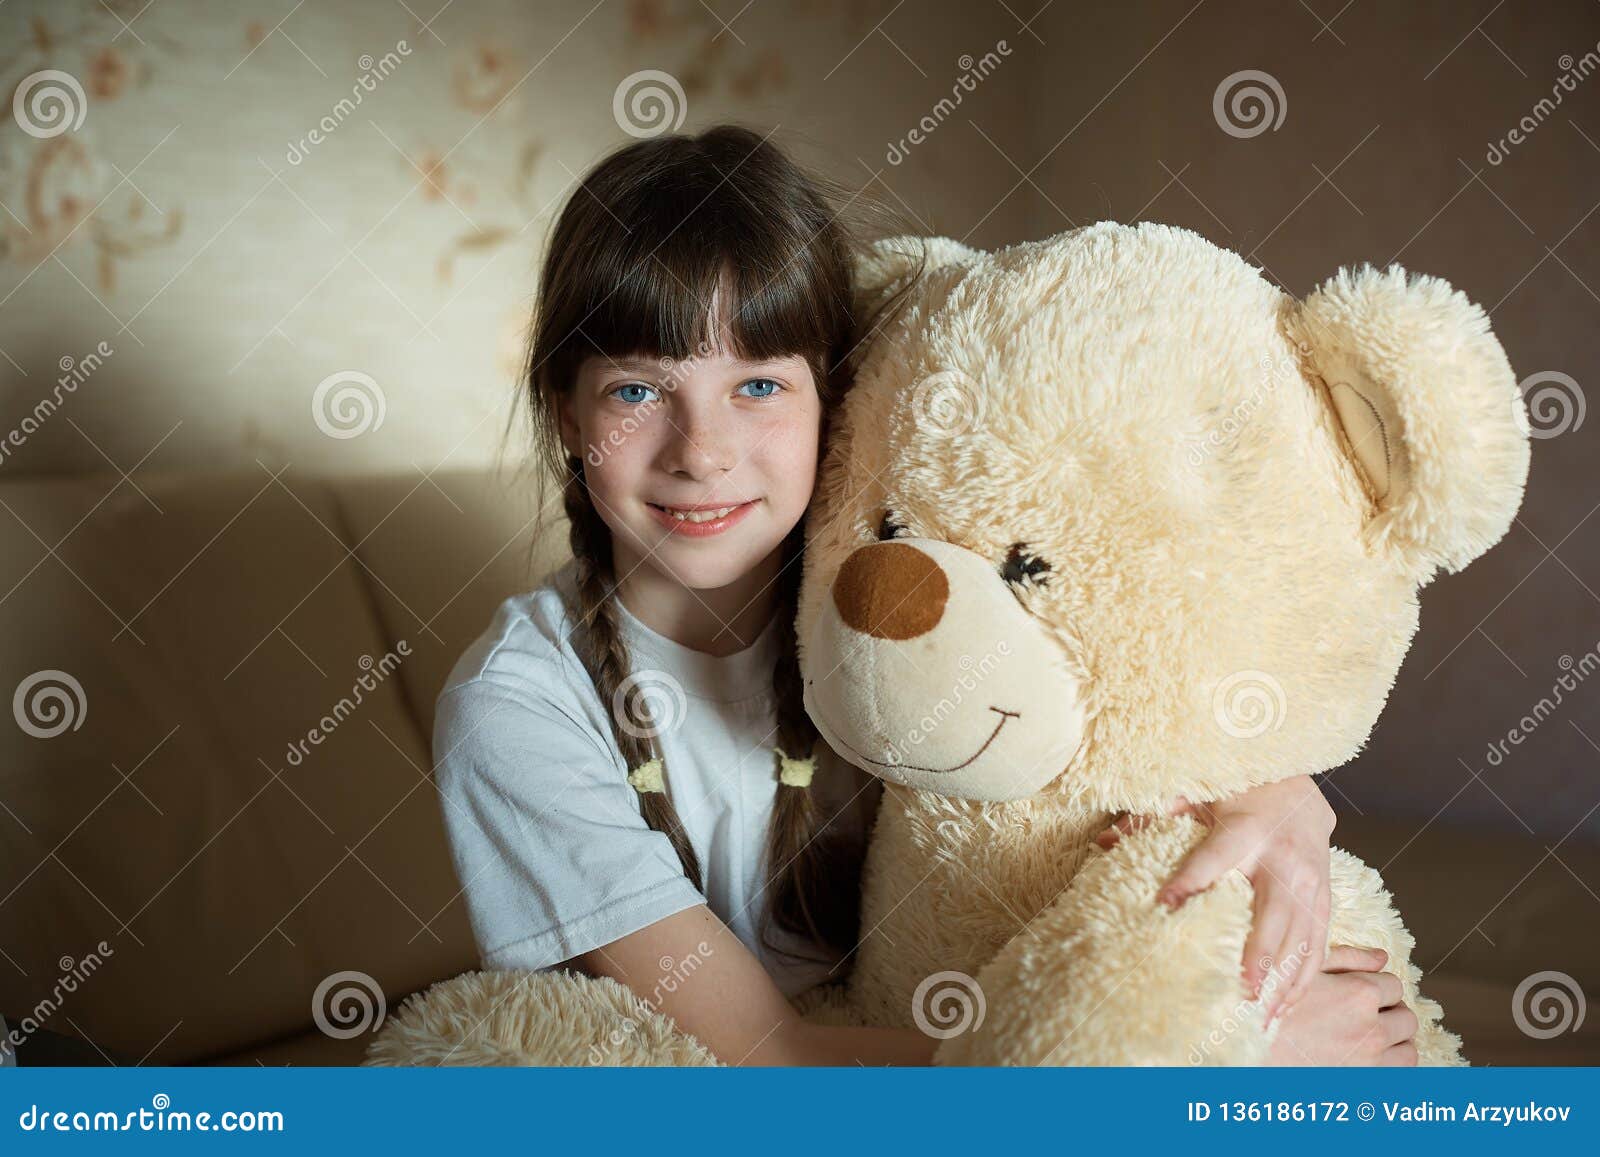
[510, 123, 916, 968]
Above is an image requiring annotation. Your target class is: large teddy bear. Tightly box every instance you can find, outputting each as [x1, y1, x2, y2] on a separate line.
[369, 221, 1529, 1066]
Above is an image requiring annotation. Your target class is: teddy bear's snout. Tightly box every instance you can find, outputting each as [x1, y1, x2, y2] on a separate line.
[831, 540, 949, 641]
[804, 536, 1089, 802]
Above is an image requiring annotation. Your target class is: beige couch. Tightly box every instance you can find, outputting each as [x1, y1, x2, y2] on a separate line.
[1, 470, 1594, 1065]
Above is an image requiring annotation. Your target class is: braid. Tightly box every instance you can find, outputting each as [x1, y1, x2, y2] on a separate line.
[758, 526, 866, 963]
[562, 454, 705, 893]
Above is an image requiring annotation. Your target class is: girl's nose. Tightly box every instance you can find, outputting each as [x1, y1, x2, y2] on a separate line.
[659, 410, 737, 479]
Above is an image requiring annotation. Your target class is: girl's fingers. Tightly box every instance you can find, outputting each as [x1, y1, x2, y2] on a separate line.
[1268, 907, 1315, 1020]
[1159, 822, 1256, 907]
[1242, 885, 1292, 1001]
[1381, 1003, 1420, 1046]
[1369, 970, 1404, 1009]
[1094, 811, 1154, 849]
[1281, 879, 1331, 1010]
[1323, 944, 1388, 973]
[1378, 1040, 1420, 1067]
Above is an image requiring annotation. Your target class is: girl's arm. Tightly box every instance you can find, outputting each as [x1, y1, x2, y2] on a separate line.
[570, 904, 934, 1066]
[1094, 773, 1338, 1021]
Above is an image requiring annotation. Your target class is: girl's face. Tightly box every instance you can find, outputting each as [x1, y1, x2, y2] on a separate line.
[560, 336, 823, 595]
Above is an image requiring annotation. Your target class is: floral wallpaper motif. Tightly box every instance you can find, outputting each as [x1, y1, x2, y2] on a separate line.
[0, 0, 1019, 478]
[1, 3, 186, 291]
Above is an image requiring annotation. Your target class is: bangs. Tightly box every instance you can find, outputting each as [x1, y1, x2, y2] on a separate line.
[563, 164, 844, 371]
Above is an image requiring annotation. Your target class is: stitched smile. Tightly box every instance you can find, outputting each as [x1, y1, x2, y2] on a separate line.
[823, 705, 1019, 774]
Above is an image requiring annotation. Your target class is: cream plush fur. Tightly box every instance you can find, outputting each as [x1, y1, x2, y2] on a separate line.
[368, 222, 1529, 1067]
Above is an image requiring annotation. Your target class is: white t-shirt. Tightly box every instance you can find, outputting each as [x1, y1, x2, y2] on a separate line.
[433, 558, 881, 999]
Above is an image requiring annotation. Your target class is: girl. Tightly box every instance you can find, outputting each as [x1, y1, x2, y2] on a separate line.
[434, 123, 1419, 1066]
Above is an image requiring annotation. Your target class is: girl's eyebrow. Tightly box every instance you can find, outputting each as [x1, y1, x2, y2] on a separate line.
[596, 355, 661, 372]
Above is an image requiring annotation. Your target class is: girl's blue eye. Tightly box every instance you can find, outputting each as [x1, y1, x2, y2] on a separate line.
[612, 382, 660, 405]
[738, 377, 782, 399]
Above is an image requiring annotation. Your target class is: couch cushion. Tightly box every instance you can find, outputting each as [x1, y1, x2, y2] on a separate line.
[329, 467, 570, 744]
[0, 471, 482, 1062]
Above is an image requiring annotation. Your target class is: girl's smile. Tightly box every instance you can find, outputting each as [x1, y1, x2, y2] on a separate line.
[646, 498, 762, 537]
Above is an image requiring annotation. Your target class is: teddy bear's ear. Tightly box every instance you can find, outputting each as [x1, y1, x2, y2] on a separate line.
[852, 234, 984, 329]
[1287, 264, 1531, 583]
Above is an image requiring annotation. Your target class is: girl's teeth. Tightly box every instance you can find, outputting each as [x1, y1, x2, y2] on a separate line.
[666, 505, 738, 523]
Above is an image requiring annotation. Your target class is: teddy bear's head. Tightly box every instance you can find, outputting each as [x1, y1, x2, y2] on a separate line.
[797, 222, 1530, 812]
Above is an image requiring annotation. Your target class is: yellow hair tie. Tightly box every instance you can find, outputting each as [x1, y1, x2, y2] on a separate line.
[776, 750, 816, 788]
[627, 757, 666, 794]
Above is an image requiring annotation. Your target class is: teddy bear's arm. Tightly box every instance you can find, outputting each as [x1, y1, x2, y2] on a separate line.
[935, 815, 1273, 1066]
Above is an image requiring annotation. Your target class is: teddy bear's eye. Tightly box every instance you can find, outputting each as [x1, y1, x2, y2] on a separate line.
[1001, 543, 1052, 587]
[877, 511, 909, 541]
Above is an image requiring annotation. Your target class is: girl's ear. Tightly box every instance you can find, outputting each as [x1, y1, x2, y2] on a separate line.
[1287, 263, 1531, 584]
[852, 235, 985, 328]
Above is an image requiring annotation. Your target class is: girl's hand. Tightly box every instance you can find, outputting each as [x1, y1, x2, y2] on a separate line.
[1265, 945, 1419, 1066]
[1093, 773, 1337, 1021]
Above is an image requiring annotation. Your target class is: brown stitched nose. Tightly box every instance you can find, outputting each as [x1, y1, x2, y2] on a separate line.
[832, 541, 948, 641]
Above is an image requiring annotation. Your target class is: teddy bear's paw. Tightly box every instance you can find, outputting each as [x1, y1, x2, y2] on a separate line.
[363, 968, 719, 1067]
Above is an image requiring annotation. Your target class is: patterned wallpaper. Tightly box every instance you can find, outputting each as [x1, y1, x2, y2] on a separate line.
[0, 0, 1031, 476]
